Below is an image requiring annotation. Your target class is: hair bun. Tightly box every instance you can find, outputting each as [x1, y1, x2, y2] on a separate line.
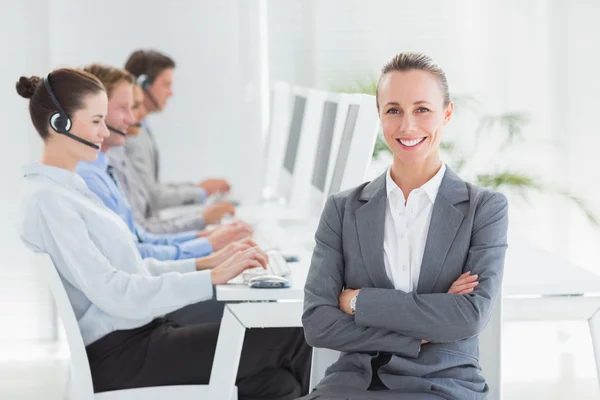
[16, 76, 42, 99]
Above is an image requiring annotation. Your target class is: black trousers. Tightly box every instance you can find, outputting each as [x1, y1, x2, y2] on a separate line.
[86, 318, 312, 400]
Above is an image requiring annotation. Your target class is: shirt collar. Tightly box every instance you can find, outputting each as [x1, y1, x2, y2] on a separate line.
[23, 163, 89, 191]
[421, 163, 446, 203]
[386, 163, 447, 204]
[90, 150, 109, 170]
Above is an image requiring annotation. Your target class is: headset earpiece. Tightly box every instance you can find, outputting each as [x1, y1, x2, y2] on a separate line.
[136, 74, 151, 90]
[136, 72, 160, 109]
[49, 112, 71, 133]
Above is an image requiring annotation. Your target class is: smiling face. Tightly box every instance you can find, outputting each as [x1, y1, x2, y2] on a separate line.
[49, 91, 110, 163]
[377, 69, 453, 167]
[103, 81, 134, 149]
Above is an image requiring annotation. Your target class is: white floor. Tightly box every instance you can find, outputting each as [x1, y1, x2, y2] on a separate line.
[0, 321, 598, 399]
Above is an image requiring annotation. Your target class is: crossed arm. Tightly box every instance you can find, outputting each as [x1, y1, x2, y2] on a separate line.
[302, 192, 508, 353]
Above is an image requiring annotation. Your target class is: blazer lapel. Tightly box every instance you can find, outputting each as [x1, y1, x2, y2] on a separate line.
[355, 174, 394, 289]
[417, 167, 469, 293]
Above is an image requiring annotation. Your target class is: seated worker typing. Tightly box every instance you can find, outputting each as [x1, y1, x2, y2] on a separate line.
[298, 52, 508, 400]
[17, 68, 311, 400]
[76, 64, 253, 262]
[123, 49, 234, 213]
[104, 78, 234, 234]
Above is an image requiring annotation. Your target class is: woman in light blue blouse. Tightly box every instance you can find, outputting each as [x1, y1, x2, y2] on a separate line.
[16, 68, 310, 399]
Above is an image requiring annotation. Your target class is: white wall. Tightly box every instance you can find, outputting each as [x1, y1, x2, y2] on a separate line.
[0, 0, 55, 341]
[48, 0, 265, 202]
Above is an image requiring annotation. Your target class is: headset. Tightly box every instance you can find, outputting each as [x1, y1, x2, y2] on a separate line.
[44, 74, 100, 150]
[106, 125, 127, 136]
[136, 51, 160, 110]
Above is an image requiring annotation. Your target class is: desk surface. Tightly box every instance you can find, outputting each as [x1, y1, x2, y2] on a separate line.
[220, 214, 600, 301]
[217, 218, 312, 302]
[503, 240, 600, 297]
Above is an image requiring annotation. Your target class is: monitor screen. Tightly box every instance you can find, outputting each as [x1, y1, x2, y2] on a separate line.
[282, 96, 307, 174]
[328, 104, 359, 195]
[310, 101, 338, 192]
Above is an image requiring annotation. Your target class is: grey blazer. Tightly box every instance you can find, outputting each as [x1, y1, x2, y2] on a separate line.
[302, 168, 508, 400]
[124, 125, 204, 211]
[106, 147, 207, 233]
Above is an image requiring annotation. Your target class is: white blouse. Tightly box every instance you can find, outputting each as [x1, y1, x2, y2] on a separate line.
[383, 163, 446, 292]
[19, 163, 213, 346]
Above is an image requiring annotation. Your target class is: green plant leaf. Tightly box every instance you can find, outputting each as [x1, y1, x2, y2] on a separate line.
[475, 112, 530, 147]
[372, 135, 389, 158]
[475, 172, 542, 192]
[475, 172, 599, 226]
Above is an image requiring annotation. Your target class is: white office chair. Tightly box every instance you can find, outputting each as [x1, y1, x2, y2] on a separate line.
[36, 252, 237, 400]
[309, 300, 502, 400]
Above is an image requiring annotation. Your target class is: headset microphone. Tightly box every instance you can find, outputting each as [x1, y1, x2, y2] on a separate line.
[136, 74, 160, 110]
[107, 125, 127, 136]
[44, 74, 100, 150]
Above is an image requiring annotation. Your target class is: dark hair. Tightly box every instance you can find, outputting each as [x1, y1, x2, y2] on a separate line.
[83, 63, 135, 98]
[16, 69, 105, 140]
[124, 49, 176, 83]
[376, 52, 451, 110]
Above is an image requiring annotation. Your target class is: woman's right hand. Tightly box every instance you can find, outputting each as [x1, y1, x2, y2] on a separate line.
[448, 271, 479, 295]
[210, 238, 258, 266]
[210, 246, 269, 285]
[207, 221, 253, 251]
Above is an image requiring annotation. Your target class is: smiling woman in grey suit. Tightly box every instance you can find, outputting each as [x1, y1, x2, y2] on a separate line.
[299, 52, 509, 400]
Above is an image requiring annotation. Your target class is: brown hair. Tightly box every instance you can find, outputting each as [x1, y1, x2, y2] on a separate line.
[124, 49, 176, 83]
[83, 63, 134, 98]
[376, 52, 451, 109]
[16, 68, 105, 140]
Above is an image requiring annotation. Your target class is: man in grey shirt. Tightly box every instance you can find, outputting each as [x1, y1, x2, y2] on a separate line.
[123, 49, 235, 226]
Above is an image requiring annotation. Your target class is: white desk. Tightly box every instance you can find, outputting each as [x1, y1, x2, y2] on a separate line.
[211, 267, 309, 399]
[502, 240, 600, 385]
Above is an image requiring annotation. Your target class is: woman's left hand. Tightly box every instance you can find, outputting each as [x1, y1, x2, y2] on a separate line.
[339, 288, 360, 315]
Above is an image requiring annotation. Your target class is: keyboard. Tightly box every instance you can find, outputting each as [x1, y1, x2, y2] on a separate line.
[253, 229, 278, 251]
[241, 251, 291, 284]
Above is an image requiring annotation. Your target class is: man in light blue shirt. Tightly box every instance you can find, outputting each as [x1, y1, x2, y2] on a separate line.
[77, 64, 252, 264]
[78, 151, 212, 260]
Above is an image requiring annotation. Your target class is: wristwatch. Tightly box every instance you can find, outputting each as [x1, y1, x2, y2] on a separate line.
[350, 294, 358, 315]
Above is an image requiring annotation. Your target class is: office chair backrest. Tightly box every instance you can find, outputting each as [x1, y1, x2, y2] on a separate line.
[37, 252, 95, 400]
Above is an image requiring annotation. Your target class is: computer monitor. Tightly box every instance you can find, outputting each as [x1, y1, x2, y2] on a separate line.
[311, 101, 338, 193]
[287, 89, 331, 214]
[328, 94, 380, 195]
[304, 97, 350, 219]
[276, 92, 308, 203]
[282, 95, 306, 175]
[328, 103, 359, 195]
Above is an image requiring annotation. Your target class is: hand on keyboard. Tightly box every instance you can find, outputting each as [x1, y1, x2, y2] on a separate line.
[210, 246, 268, 285]
[207, 221, 254, 251]
[206, 238, 258, 267]
[198, 179, 231, 196]
[242, 251, 291, 283]
[202, 202, 236, 225]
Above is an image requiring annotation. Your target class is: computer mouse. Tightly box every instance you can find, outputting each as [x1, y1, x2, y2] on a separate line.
[248, 275, 290, 289]
[280, 253, 299, 263]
